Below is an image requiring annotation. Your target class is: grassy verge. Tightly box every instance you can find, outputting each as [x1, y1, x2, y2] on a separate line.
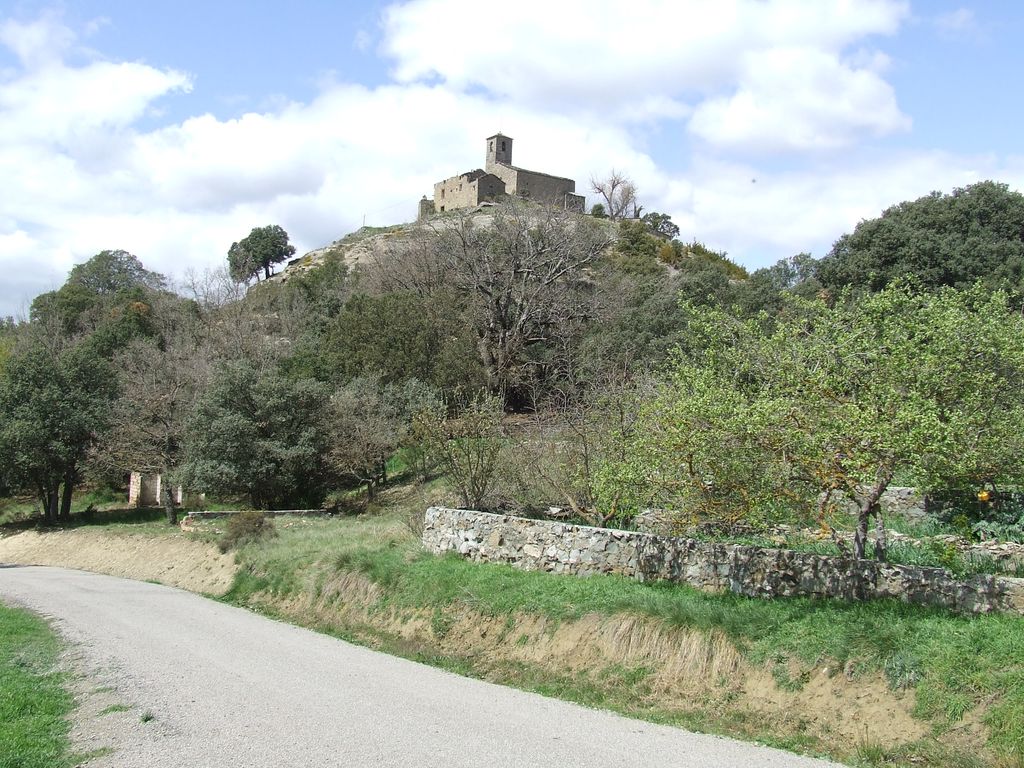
[8, 481, 1020, 766]
[215, 491, 1024, 767]
[0, 601, 75, 768]
[0, 494, 235, 542]
[0, 488, 126, 527]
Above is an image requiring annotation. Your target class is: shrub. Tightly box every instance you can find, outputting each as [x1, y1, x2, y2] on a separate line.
[218, 510, 276, 553]
[930, 489, 1024, 542]
[415, 396, 505, 510]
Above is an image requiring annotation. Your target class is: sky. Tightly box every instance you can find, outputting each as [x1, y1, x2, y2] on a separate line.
[1, 0, 1022, 315]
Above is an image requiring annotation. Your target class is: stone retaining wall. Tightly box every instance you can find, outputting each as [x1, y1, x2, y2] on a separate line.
[181, 509, 329, 521]
[423, 507, 1024, 616]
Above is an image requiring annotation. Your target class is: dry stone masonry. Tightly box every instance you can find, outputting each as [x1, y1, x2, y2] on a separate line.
[423, 507, 1024, 616]
[418, 133, 584, 219]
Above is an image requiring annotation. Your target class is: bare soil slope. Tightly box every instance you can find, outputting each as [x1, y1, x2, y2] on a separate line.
[0, 528, 236, 595]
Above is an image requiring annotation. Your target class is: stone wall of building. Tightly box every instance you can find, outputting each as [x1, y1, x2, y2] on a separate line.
[434, 172, 483, 212]
[417, 196, 435, 222]
[487, 163, 579, 208]
[422, 134, 584, 217]
[422, 507, 1024, 616]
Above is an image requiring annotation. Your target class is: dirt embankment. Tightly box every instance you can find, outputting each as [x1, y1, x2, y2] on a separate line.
[0, 528, 236, 595]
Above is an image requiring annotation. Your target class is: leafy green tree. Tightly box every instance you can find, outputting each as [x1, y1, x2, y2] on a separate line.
[321, 292, 482, 391]
[1, 252, 170, 521]
[590, 202, 607, 218]
[0, 318, 16, 374]
[0, 341, 115, 522]
[177, 361, 332, 509]
[328, 376, 440, 499]
[31, 250, 165, 344]
[634, 284, 1024, 559]
[733, 253, 821, 316]
[579, 271, 690, 377]
[675, 241, 748, 279]
[228, 225, 296, 282]
[641, 212, 680, 240]
[611, 220, 663, 275]
[66, 249, 165, 295]
[818, 181, 1024, 295]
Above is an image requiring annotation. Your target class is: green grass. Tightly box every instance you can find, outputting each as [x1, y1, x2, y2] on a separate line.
[223, 502, 1024, 765]
[0, 601, 75, 768]
[0, 487, 251, 533]
[0, 487, 124, 527]
[0, 494, 223, 542]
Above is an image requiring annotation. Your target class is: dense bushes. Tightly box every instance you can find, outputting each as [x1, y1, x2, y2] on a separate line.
[5, 188, 1024, 535]
[218, 510, 276, 552]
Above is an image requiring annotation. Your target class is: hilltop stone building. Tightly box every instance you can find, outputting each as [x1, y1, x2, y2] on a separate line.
[418, 134, 584, 220]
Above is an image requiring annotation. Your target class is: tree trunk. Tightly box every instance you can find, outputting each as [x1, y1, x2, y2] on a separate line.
[161, 484, 178, 526]
[853, 502, 871, 560]
[853, 470, 893, 560]
[874, 512, 888, 562]
[59, 470, 74, 522]
[45, 481, 59, 525]
[477, 332, 501, 394]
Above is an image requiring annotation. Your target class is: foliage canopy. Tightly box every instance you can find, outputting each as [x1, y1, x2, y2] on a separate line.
[228, 225, 296, 282]
[818, 181, 1024, 296]
[629, 283, 1024, 558]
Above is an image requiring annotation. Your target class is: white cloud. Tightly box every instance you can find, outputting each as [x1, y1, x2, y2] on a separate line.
[663, 151, 1024, 261]
[935, 8, 976, 33]
[0, 2, 1020, 318]
[382, 0, 911, 149]
[353, 29, 372, 53]
[688, 47, 910, 153]
[0, 60, 191, 145]
[0, 13, 654, 312]
[0, 12, 75, 69]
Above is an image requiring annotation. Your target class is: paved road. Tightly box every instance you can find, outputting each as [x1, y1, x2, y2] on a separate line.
[0, 566, 842, 767]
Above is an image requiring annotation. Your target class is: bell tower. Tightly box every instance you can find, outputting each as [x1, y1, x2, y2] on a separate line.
[486, 133, 513, 169]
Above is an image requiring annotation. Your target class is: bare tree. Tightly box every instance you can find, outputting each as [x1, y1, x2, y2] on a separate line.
[590, 170, 639, 220]
[366, 230, 453, 297]
[180, 266, 280, 371]
[329, 379, 399, 502]
[328, 376, 441, 501]
[429, 200, 611, 406]
[509, 371, 647, 526]
[95, 333, 209, 524]
[414, 395, 505, 510]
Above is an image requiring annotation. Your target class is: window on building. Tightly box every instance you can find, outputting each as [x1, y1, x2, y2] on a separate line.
[501, 141, 506, 152]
